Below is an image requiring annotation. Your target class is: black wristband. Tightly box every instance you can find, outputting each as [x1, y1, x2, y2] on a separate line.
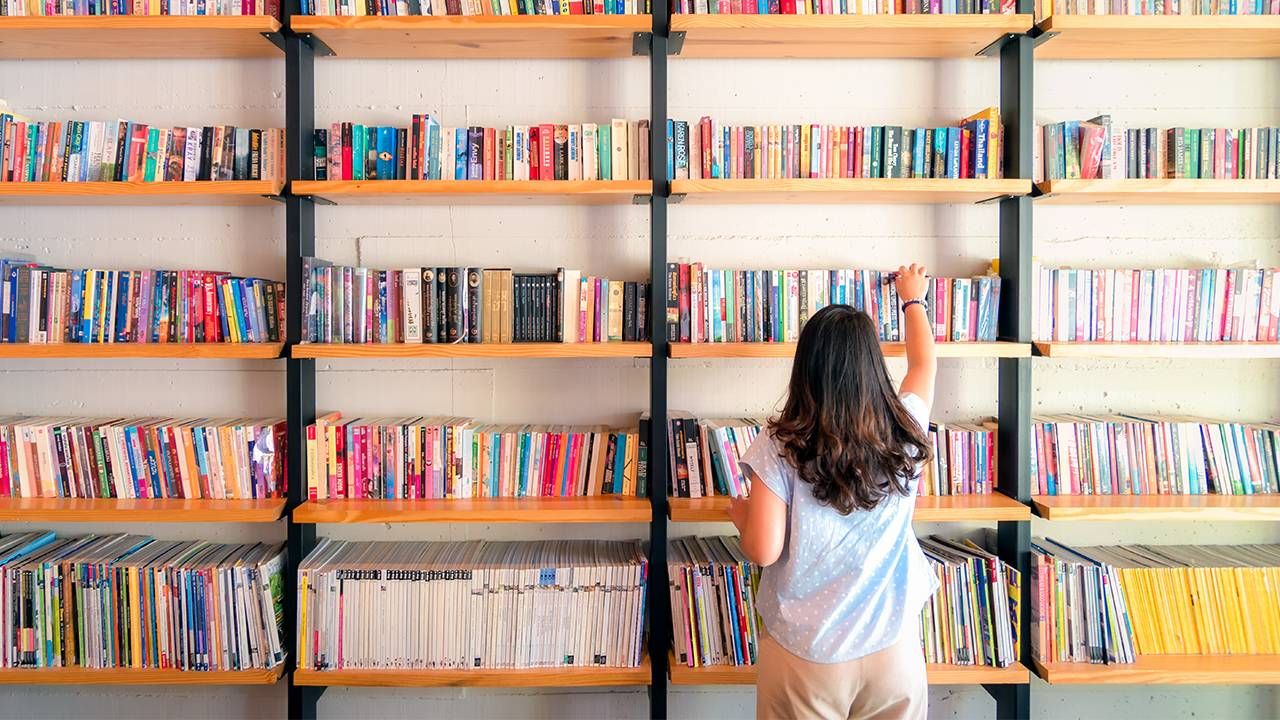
[901, 299, 927, 313]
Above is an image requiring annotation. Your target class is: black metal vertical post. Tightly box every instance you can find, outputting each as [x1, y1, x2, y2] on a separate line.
[989, 23, 1033, 720]
[647, 6, 670, 719]
[285, 17, 321, 720]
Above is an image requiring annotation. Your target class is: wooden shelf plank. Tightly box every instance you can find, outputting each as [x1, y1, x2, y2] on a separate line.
[294, 497, 651, 524]
[669, 342, 1030, 359]
[0, 343, 284, 360]
[0, 181, 284, 206]
[1034, 179, 1280, 205]
[0, 16, 283, 59]
[0, 498, 286, 523]
[1035, 15, 1280, 59]
[291, 179, 651, 205]
[668, 654, 1029, 685]
[672, 14, 1033, 58]
[669, 494, 1028, 522]
[292, 15, 651, 58]
[1033, 656, 1280, 685]
[294, 656, 651, 687]
[1033, 495, 1280, 522]
[1033, 342, 1280, 359]
[0, 665, 284, 685]
[671, 178, 1031, 204]
[292, 342, 652, 359]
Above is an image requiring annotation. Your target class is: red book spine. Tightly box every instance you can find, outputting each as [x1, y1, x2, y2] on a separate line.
[853, 127, 863, 178]
[539, 123, 555, 181]
[483, 127, 496, 180]
[529, 127, 540, 181]
[678, 263, 691, 343]
[1220, 269, 1236, 342]
[960, 128, 971, 179]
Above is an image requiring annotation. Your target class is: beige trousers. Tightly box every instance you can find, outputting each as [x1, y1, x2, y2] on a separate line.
[756, 627, 928, 720]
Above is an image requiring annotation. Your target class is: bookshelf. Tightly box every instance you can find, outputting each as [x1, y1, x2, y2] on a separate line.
[1033, 656, 1280, 685]
[667, 653, 1031, 685]
[669, 341, 1030, 359]
[290, 179, 651, 205]
[1034, 179, 1280, 205]
[290, 15, 651, 58]
[1033, 495, 1280, 522]
[0, 498, 287, 523]
[0, 181, 285, 206]
[0, 666, 285, 685]
[293, 497, 652, 524]
[669, 14, 1035, 58]
[670, 178, 1032, 204]
[1034, 15, 1280, 59]
[293, 658, 652, 687]
[669, 494, 1030, 523]
[1033, 342, 1280, 359]
[0, 16, 284, 59]
[291, 342, 652, 359]
[0, 343, 285, 360]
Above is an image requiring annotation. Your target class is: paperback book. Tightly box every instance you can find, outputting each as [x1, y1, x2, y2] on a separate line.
[669, 536, 761, 668]
[297, 539, 648, 670]
[1036, 0, 1279, 20]
[300, 0, 647, 14]
[673, 0, 1016, 11]
[1, 0, 280, 15]
[0, 531, 286, 671]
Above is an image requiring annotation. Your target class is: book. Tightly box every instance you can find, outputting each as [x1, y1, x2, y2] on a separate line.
[303, 414, 645, 500]
[668, 111, 1002, 180]
[669, 536, 761, 668]
[297, 539, 647, 670]
[666, 263, 1000, 344]
[0, 416, 288, 500]
[5, 0, 282, 17]
[1036, 0, 1268, 20]
[1039, 123, 1280, 180]
[302, 260, 650, 344]
[672, 0, 1016, 11]
[1032, 266, 1280, 343]
[0, 532, 285, 671]
[0, 262, 285, 344]
[919, 533, 1021, 668]
[0, 115, 285, 184]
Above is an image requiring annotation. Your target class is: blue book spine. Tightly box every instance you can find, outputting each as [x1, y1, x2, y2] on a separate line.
[947, 127, 961, 179]
[242, 279, 260, 342]
[426, 120, 441, 180]
[114, 271, 131, 342]
[913, 130, 925, 179]
[973, 119, 989, 179]
[454, 128, 468, 180]
[466, 127, 484, 180]
[612, 433, 628, 495]
[68, 270, 83, 343]
[666, 119, 675, 180]
[376, 126, 396, 180]
[99, 271, 114, 343]
[722, 126, 731, 178]
[352, 124, 365, 181]
[228, 279, 245, 341]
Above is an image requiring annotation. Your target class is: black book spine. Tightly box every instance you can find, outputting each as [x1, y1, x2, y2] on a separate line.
[622, 281, 637, 342]
[512, 275, 522, 342]
[637, 282, 648, 342]
[436, 267, 448, 343]
[199, 127, 214, 181]
[466, 268, 482, 343]
[313, 129, 327, 181]
[421, 268, 436, 344]
[467, 126, 483, 181]
[395, 128, 408, 180]
[552, 272, 562, 342]
[636, 416, 648, 497]
[672, 418, 689, 498]
[553, 126, 568, 181]
[410, 116, 421, 180]
[602, 433, 618, 495]
[222, 125, 237, 181]
[263, 281, 278, 341]
[798, 270, 809, 327]
[445, 267, 464, 343]
[762, 272, 773, 342]
[113, 122, 129, 182]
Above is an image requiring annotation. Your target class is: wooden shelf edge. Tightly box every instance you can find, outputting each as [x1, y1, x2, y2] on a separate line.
[668, 655, 1028, 685]
[0, 498, 287, 523]
[672, 14, 1032, 29]
[0, 343, 284, 359]
[291, 179, 650, 204]
[1032, 495, 1280, 521]
[293, 497, 652, 524]
[292, 342, 652, 359]
[671, 178, 1032, 204]
[292, 15, 651, 29]
[294, 656, 651, 687]
[669, 494, 1028, 522]
[1033, 342, 1280, 359]
[669, 342, 1029, 359]
[0, 181, 284, 205]
[1033, 656, 1280, 685]
[0, 664, 284, 685]
[1034, 179, 1280, 204]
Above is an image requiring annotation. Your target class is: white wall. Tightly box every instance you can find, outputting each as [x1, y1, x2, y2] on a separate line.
[1, 45, 1277, 720]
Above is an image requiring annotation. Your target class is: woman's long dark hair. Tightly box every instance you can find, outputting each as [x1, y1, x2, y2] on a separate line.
[768, 304, 932, 515]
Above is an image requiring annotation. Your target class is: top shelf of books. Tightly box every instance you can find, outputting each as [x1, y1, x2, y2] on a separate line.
[1034, 15, 1280, 59]
[291, 15, 652, 58]
[671, 14, 1034, 58]
[0, 16, 284, 59]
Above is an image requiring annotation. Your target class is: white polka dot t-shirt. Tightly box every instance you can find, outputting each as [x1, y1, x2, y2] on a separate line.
[739, 392, 940, 664]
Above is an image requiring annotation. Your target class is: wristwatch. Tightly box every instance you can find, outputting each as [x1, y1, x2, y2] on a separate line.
[901, 298, 928, 313]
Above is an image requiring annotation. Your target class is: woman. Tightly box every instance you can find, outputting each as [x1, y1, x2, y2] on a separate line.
[728, 263, 938, 720]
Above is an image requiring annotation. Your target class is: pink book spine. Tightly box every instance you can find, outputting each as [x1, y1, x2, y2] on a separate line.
[578, 276, 590, 345]
[1128, 270, 1140, 342]
[1220, 269, 1235, 342]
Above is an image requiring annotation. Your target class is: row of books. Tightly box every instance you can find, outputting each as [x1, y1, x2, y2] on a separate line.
[665, 264, 1001, 344]
[313, 118, 650, 182]
[0, 262, 286, 345]
[1030, 415, 1280, 496]
[303, 262, 651, 344]
[0, 531, 286, 671]
[0, 117, 286, 184]
[1038, 0, 1278, 19]
[1032, 267, 1280, 344]
[297, 539, 648, 670]
[299, 0, 645, 14]
[1037, 119, 1280, 181]
[1031, 540, 1280, 663]
[669, 536, 760, 668]
[667, 110, 1003, 180]
[1, 0, 279, 15]
[663, 415, 996, 499]
[0, 417, 287, 500]
[919, 534, 1019, 667]
[305, 413, 646, 500]
[673, 0, 1016, 12]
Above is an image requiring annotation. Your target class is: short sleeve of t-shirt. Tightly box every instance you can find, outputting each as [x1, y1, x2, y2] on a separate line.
[900, 392, 930, 434]
[739, 432, 792, 506]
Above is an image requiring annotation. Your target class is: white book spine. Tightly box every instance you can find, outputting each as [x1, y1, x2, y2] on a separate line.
[184, 127, 201, 181]
[513, 125, 528, 181]
[403, 269, 423, 343]
[567, 124, 581, 181]
[582, 124, 598, 181]
[611, 119, 627, 182]
[561, 269, 581, 343]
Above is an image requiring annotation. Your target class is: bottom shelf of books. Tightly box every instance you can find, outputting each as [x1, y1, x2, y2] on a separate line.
[667, 652, 1030, 686]
[292, 661, 652, 688]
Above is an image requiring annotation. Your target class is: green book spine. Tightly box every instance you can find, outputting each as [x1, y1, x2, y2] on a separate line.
[598, 124, 611, 181]
[353, 124, 365, 181]
[143, 128, 159, 182]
